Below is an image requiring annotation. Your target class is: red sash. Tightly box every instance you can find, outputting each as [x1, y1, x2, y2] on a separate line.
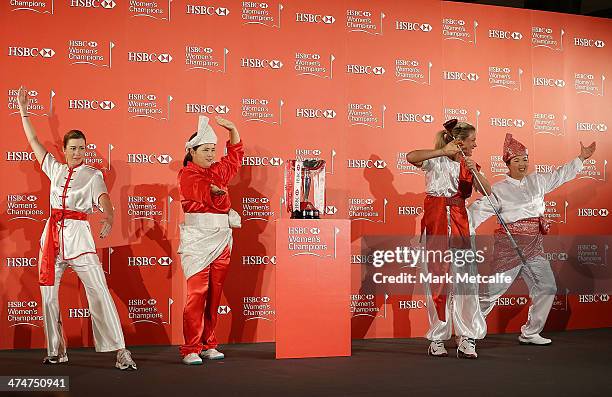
[420, 158, 477, 321]
[39, 209, 87, 286]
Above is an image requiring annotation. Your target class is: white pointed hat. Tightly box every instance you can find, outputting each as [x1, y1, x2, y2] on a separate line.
[185, 115, 217, 151]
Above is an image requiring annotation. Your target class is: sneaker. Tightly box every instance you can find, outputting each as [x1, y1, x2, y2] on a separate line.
[200, 348, 225, 360]
[427, 340, 448, 357]
[518, 334, 552, 346]
[457, 336, 478, 359]
[182, 353, 203, 365]
[115, 349, 137, 370]
[43, 354, 68, 365]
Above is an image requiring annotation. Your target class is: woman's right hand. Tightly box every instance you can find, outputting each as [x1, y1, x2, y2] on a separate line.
[442, 139, 462, 156]
[17, 86, 29, 115]
[210, 184, 226, 196]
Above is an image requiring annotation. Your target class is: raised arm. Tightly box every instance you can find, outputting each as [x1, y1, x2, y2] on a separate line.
[538, 141, 595, 194]
[17, 86, 47, 165]
[406, 139, 461, 167]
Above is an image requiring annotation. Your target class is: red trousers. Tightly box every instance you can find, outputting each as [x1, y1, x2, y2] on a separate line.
[180, 245, 231, 357]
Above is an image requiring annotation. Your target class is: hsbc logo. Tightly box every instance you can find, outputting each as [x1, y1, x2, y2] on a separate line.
[128, 256, 173, 266]
[490, 118, 525, 128]
[5, 151, 36, 161]
[68, 99, 115, 110]
[398, 299, 426, 309]
[347, 159, 387, 169]
[70, 0, 117, 9]
[325, 205, 337, 215]
[579, 294, 610, 303]
[533, 77, 565, 87]
[5, 257, 37, 267]
[577, 208, 609, 217]
[544, 252, 569, 261]
[488, 30, 523, 40]
[128, 52, 173, 63]
[398, 206, 423, 216]
[127, 153, 173, 164]
[68, 308, 91, 318]
[241, 156, 283, 166]
[395, 21, 432, 32]
[296, 13, 335, 24]
[7, 194, 38, 202]
[443, 71, 479, 81]
[186, 5, 230, 16]
[8, 47, 55, 58]
[185, 104, 230, 114]
[576, 122, 607, 132]
[296, 108, 336, 119]
[574, 38, 605, 48]
[346, 64, 386, 75]
[310, 227, 320, 235]
[242, 256, 277, 265]
[240, 58, 283, 69]
[396, 113, 434, 123]
[7, 300, 38, 309]
[218, 305, 231, 314]
[496, 296, 528, 306]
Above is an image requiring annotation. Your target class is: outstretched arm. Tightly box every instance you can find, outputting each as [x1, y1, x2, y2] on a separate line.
[538, 141, 596, 194]
[17, 86, 47, 165]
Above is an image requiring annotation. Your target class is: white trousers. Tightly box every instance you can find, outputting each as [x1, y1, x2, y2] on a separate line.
[423, 253, 487, 341]
[40, 252, 125, 356]
[480, 255, 556, 338]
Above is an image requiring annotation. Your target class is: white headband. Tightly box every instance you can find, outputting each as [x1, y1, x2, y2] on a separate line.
[185, 115, 217, 151]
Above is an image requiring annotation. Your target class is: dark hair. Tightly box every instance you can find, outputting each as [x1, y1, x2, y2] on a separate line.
[183, 132, 200, 166]
[63, 129, 86, 148]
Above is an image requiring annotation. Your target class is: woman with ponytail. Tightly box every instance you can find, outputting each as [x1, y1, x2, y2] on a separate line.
[406, 119, 491, 359]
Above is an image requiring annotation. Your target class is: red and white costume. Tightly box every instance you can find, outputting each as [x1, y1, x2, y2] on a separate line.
[420, 156, 487, 342]
[469, 134, 583, 338]
[178, 116, 244, 357]
[39, 153, 125, 357]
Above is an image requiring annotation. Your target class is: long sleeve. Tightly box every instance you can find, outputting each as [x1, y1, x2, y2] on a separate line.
[535, 157, 583, 194]
[468, 194, 500, 233]
[214, 140, 244, 185]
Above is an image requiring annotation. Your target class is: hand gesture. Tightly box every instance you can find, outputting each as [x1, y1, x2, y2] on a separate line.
[211, 184, 226, 196]
[215, 117, 237, 132]
[100, 217, 113, 239]
[579, 141, 596, 161]
[464, 157, 478, 172]
[17, 86, 29, 115]
[442, 139, 462, 156]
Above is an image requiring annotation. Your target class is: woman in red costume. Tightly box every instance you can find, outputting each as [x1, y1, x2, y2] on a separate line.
[178, 115, 244, 365]
[406, 119, 491, 359]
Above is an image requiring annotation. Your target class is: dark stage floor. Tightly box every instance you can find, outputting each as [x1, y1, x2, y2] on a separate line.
[1, 328, 610, 397]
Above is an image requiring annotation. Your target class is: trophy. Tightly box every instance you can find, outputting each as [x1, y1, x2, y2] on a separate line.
[284, 159, 326, 219]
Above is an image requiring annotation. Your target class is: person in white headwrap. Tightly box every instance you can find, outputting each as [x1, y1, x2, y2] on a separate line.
[15, 86, 137, 370]
[469, 134, 596, 345]
[178, 115, 244, 365]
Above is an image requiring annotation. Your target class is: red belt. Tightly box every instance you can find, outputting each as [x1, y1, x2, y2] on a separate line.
[39, 208, 87, 286]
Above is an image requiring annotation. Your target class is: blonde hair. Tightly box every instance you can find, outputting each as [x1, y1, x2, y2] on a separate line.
[434, 122, 476, 150]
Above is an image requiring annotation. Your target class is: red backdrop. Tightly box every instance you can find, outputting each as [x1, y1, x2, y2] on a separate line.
[1, 0, 611, 350]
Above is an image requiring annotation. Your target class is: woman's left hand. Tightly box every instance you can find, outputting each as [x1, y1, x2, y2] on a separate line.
[215, 117, 237, 132]
[100, 217, 113, 239]
[579, 141, 596, 161]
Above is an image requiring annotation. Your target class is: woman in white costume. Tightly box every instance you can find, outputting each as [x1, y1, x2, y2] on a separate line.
[16, 87, 136, 370]
[469, 133, 596, 345]
[406, 119, 491, 359]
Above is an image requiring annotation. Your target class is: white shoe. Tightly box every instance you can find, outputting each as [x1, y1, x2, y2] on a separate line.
[200, 348, 225, 360]
[182, 352, 203, 365]
[518, 334, 552, 345]
[115, 349, 137, 370]
[457, 336, 478, 359]
[427, 340, 448, 357]
[43, 354, 68, 365]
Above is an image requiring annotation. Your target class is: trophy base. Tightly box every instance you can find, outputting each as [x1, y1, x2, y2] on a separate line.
[291, 209, 320, 219]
